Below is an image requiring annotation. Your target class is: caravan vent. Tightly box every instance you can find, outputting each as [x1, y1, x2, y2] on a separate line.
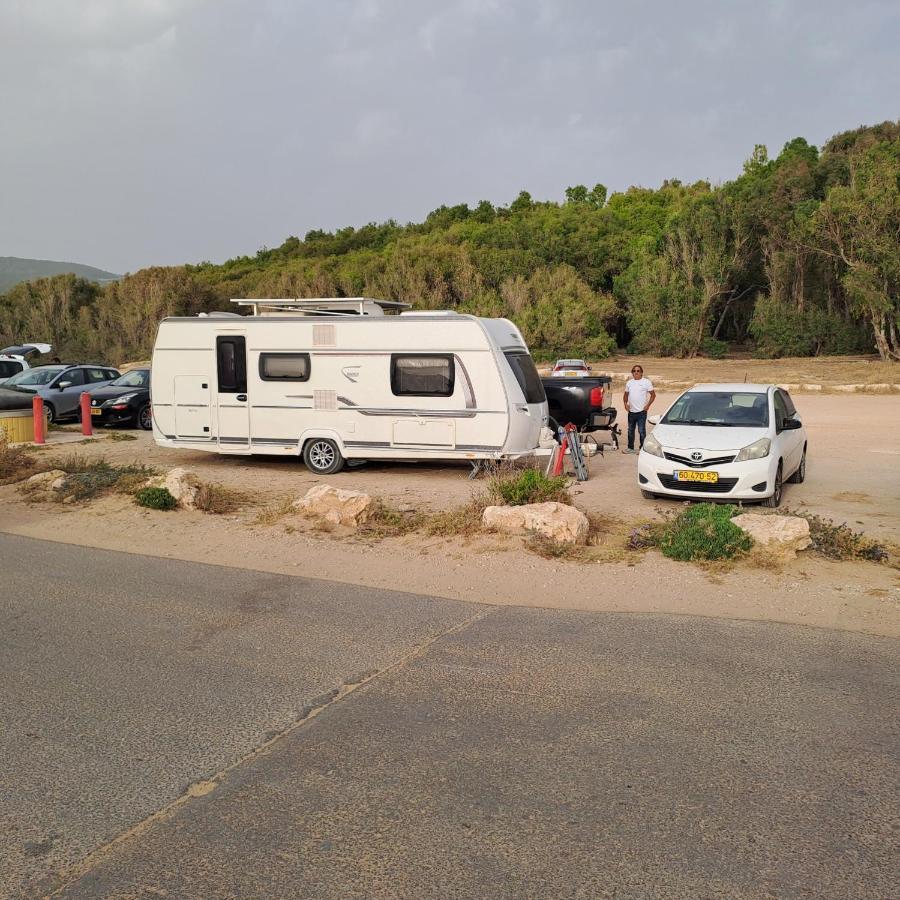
[313, 323, 336, 347]
[314, 390, 337, 410]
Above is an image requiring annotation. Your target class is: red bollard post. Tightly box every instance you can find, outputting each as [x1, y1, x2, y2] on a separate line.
[33, 396, 45, 444]
[80, 392, 93, 436]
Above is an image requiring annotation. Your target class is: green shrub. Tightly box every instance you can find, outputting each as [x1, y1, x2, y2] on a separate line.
[700, 337, 728, 359]
[489, 468, 570, 506]
[655, 503, 752, 561]
[134, 486, 178, 510]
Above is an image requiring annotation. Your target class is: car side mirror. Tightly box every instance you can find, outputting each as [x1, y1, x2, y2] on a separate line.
[782, 417, 802, 430]
[58, 381, 71, 390]
[648, 414, 660, 425]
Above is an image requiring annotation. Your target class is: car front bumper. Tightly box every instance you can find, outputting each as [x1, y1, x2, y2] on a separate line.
[637, 451, 776, 500]
[90, 404, 136, 425]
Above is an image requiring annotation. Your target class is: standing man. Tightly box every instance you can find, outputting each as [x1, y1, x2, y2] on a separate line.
[623, 364, 656, 453]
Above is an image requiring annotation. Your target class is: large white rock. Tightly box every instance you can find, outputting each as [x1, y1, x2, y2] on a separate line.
[294, 483, 373, 527]
[146, 467, 200, 509]
[732, 513, 812, 559]
[21, 469, 67, 492]
[483, 501, 589, 545]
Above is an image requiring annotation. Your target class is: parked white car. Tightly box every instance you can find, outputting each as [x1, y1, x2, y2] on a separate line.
[637, 384, 807, 507]
[551, 359, 591, 377]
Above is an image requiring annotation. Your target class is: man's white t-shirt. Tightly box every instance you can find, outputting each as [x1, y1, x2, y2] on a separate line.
[625, 377, 654, 413]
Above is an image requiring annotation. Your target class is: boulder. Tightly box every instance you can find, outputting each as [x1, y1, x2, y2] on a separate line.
[146, 467, 200, 509]
[21, 469, 67, 493]
[294, 483, 373, 527]
[731, 513, 812, 559]
[483, 501, 589, 545]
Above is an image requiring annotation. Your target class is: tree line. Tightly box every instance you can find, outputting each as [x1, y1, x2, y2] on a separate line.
[1, 121, 897, 364]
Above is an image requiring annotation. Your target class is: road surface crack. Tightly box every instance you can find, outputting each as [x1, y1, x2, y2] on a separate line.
[43, 604, 495, 898]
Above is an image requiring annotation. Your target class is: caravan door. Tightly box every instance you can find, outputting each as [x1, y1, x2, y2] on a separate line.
[215, 334, 250, 448]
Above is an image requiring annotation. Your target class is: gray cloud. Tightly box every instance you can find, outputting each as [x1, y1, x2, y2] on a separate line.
[1, 0, 897, 272]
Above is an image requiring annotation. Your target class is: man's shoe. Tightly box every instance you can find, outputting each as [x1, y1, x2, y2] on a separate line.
[622, 448, 635, 454]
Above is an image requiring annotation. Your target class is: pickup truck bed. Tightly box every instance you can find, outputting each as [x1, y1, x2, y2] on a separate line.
[541, 375, 616, 432]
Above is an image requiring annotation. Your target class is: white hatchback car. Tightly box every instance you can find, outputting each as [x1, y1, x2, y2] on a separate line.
[637, 384, 807, 507]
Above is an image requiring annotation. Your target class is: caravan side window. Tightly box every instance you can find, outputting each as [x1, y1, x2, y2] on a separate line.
[216, 336, 247, 393]
[259, 353, 310, 381]
[391, 354, 454, 397]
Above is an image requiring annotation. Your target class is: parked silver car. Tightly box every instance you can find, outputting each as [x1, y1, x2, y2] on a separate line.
[2, 364, 120, 423]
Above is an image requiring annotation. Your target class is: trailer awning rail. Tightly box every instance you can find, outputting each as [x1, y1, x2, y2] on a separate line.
[230, 298, 410, 317]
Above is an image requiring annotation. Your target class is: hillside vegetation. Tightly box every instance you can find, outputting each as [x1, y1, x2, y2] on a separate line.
[1, 121, 897, 365]
[0, 257, 118, 294]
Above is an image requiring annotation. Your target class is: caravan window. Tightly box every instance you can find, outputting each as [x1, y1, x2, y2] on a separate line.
[391, 354, 454, 397]
[216, 336, 247, 393]
[259, 353, 311, 381]
[504, 352, 545, 404]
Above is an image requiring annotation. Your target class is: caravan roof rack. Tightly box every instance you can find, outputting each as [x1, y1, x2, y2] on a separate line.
[230, 297, 411, 317]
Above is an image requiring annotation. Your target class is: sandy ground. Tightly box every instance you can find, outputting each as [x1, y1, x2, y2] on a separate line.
[2, 388, 898, 639]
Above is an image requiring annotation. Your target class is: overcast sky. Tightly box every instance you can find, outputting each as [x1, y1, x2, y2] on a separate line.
[1, 0, 897, 274]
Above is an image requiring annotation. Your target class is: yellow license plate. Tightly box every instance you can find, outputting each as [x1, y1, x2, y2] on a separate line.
[91, 408, 102, 416]
[674, 470, 718, 483]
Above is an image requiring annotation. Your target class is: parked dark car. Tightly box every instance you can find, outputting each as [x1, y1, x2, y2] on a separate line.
[2, 364, 120, 423]
[88, 368, 152, 429]
[541, 374, 620, 448]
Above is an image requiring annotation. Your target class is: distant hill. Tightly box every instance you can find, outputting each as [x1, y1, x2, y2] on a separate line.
[0, 256, 119, 293]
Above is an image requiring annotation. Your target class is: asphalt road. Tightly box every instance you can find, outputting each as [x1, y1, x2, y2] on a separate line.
[1, 534, 897, 899]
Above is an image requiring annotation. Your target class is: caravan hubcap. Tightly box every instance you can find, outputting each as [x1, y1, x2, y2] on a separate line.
[310, 441, 335, 470]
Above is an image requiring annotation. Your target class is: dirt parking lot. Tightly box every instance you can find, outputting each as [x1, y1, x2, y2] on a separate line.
[2, 384, 898, 639]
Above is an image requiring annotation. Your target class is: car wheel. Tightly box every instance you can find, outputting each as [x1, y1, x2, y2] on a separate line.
[763, 463, 783, 508]
[788, 447, 806, 484]
[138, 403, 153, 431]
[303, 438, 344, 475]
[44, 403, 56, 425]
[641, 489, 656, 500]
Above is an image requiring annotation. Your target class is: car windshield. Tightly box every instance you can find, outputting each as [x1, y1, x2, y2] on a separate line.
[662, 391, 769, 427]
[111, 370, 149, 388]
[3, 366, 65, 387]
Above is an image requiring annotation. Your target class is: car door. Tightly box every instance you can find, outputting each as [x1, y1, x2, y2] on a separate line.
[52, 368, 87, 417]
[772, 389, 800, 476]
[85, 366, 115, 391]
[778, 388, 803, 473]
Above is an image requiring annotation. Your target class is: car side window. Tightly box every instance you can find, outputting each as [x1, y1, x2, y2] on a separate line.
[104, 369, 119, 381]
[773, 390, 787, 432]
[86, 368, 110, 383]
[778, 389, 796, 418]
[58, 368, 85, 387]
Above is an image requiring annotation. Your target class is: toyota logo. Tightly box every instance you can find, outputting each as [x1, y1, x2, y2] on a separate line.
[690, 451, 703, 461]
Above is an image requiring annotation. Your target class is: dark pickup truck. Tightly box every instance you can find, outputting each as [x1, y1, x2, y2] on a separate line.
[541, 375, 620, 446]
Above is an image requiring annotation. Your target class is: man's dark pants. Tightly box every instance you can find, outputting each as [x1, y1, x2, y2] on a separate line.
[627, 410, 647, 450]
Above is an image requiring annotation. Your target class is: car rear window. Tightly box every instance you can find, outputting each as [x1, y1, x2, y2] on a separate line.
[505, 352, 546, 404]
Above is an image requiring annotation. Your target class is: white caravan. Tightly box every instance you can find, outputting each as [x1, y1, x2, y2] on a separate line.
[150, 298, 549, 474]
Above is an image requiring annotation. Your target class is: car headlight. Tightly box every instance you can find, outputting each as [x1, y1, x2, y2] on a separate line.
[734, 437, 771, 462]
[110, 393, 138, 404]
[641, 432, 664, 458]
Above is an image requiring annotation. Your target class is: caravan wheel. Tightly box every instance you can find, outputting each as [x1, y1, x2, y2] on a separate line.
[303, 438, 345, 475]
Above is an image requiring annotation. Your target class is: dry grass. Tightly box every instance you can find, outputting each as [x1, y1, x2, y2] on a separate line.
[105, 431, 138, 442]
[358, 500, 426, 538]
[254, 496, 297, 526]
[0, 434, 44, 485]
[425, 498, 487, 537]
[194, 481, 250, 515]
[577, 354, 898, 388]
